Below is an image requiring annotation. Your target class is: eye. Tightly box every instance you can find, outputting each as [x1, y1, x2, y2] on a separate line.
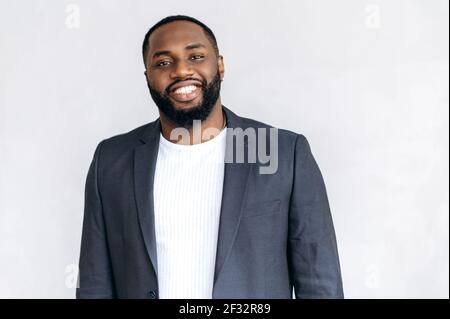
[156, 60, 171, 67]
[191, 55, 205, 60]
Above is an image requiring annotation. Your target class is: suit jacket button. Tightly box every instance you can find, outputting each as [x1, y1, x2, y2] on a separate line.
[149, 290, 157, 299]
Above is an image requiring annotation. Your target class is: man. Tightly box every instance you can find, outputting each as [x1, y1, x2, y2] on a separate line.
[76, 15, 344, 299]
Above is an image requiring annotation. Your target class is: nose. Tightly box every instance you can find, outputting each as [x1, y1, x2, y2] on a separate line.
[170, 60, 194, 79]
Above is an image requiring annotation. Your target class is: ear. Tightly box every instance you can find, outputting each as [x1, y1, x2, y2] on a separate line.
[218, 55, 225, 81]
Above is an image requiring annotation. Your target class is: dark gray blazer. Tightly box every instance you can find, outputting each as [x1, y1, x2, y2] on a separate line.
[76, 105, 344, 299]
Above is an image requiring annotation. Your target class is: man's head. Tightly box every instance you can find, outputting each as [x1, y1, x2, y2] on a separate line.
[143, 15, 225, 128]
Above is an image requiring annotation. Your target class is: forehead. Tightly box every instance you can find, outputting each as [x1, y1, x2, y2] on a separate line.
[148, 21, 211, 53]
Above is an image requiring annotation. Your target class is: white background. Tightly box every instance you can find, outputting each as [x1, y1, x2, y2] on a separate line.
[0, 0, 448, 298]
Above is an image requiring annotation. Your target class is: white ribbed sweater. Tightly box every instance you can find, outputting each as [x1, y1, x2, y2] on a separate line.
[153, 128, 227, 299]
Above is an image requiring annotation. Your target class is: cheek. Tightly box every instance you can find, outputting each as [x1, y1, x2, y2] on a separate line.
[195, 72, 213, 86]
[203, 63, 220, 80]
[148, 76, 168, 92]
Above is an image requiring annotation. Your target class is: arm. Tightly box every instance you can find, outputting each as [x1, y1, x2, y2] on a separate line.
[76, 141, 116, 299]
[287, 134, 344, 298]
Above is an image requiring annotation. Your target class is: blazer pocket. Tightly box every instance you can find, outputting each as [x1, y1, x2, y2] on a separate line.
[243, 199, 281, 218]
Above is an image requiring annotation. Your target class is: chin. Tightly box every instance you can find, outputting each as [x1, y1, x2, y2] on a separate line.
[172, 99, 203, 111]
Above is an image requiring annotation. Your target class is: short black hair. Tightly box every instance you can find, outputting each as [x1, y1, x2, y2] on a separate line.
[142, 15, 219, 65]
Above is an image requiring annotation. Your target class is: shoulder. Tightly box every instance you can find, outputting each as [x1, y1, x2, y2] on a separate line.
[94, 119, 158, 159]
[235, 113, 308, 150]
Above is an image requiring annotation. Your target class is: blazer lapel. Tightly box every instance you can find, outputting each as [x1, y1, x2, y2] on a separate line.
[134, 119, 161, 277]
[213, 106, 252, 285]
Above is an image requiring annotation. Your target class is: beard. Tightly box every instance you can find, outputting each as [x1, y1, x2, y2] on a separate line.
[147, 71, 222, 129]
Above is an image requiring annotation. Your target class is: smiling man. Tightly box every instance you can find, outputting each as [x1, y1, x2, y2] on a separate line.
[144, 18, 225, 140]
[76, 15, 344, 299]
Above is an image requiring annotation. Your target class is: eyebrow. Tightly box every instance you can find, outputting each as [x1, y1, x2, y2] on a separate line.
[152, 43, 207, 59]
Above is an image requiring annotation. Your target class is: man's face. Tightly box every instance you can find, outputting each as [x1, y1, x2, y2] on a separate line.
[144, 21, 225, 128]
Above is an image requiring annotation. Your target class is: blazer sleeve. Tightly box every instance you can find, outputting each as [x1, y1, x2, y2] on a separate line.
[287, 134, 344, 298]
[76, 141, 116, 299]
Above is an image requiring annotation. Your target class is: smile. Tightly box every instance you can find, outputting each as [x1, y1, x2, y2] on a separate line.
[169, 85, 201, 102]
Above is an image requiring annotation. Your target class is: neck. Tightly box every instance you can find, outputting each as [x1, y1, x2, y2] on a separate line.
[159, 99, 224, 145]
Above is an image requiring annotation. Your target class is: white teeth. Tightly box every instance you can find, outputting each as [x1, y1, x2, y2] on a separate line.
[174, 85, 197, 94]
